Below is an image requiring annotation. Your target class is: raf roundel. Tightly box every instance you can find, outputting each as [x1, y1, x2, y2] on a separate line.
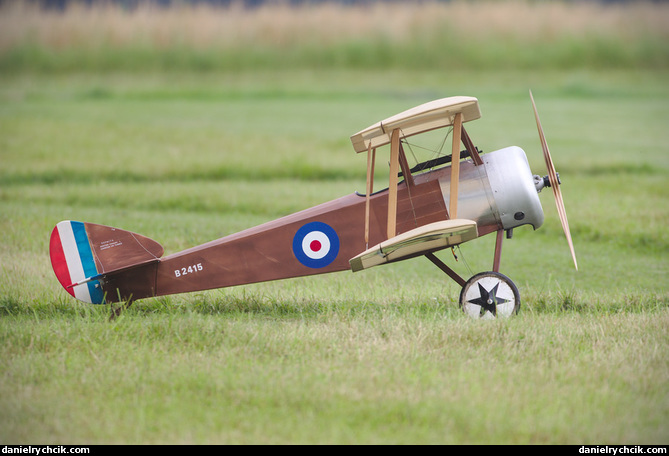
[292, 221, 340, 269]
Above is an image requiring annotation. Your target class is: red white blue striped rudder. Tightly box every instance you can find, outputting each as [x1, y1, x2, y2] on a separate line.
[50, 221, 106, 304]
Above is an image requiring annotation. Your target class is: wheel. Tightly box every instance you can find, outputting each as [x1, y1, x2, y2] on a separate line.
[459, 271, 520, 319]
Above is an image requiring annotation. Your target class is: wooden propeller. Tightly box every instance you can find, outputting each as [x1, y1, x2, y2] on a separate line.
[530, 90, 578, 271]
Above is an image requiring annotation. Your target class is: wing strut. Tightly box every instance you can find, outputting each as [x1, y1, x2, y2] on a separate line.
[387, 128, 400, 239]
[364, 143, 376, 249]
[449, 113, 463, 219]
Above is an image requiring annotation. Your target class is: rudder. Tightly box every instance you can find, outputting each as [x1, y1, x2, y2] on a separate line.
[49, 221, 164, 304]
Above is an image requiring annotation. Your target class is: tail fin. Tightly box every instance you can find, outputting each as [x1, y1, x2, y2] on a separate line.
[49, 221, 164, 304]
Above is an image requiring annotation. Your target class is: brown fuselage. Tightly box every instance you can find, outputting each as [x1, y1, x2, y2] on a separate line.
[100, 162, 501, 303]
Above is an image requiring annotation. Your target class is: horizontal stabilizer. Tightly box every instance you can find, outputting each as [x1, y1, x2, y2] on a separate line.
[49, 221, 163, 304]
[349, 219, 478, 272]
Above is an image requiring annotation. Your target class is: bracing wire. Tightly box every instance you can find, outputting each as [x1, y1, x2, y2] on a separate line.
[401, 126, 453, 170]
[455, 245, 475, 278]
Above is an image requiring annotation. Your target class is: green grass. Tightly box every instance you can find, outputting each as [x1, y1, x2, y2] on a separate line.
[2, 306, 666, 444]
[1, 67, 668, 444]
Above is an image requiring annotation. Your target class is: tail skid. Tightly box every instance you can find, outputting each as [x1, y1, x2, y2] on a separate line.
[49, 221, 164, 304]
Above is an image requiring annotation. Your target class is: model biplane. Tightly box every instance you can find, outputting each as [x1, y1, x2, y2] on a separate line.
[49, 91, 577, 318]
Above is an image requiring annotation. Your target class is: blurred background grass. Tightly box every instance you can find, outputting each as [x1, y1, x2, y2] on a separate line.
[1, 0, 668, 73]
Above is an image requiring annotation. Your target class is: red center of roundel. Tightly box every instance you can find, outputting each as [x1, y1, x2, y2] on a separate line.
[310, 240, 322, 252]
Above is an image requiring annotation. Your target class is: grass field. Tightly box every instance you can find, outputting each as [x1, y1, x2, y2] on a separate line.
[1, 1, 668, 445]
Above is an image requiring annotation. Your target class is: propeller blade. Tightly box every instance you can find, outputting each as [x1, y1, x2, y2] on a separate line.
[530, 90, 578, 271]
